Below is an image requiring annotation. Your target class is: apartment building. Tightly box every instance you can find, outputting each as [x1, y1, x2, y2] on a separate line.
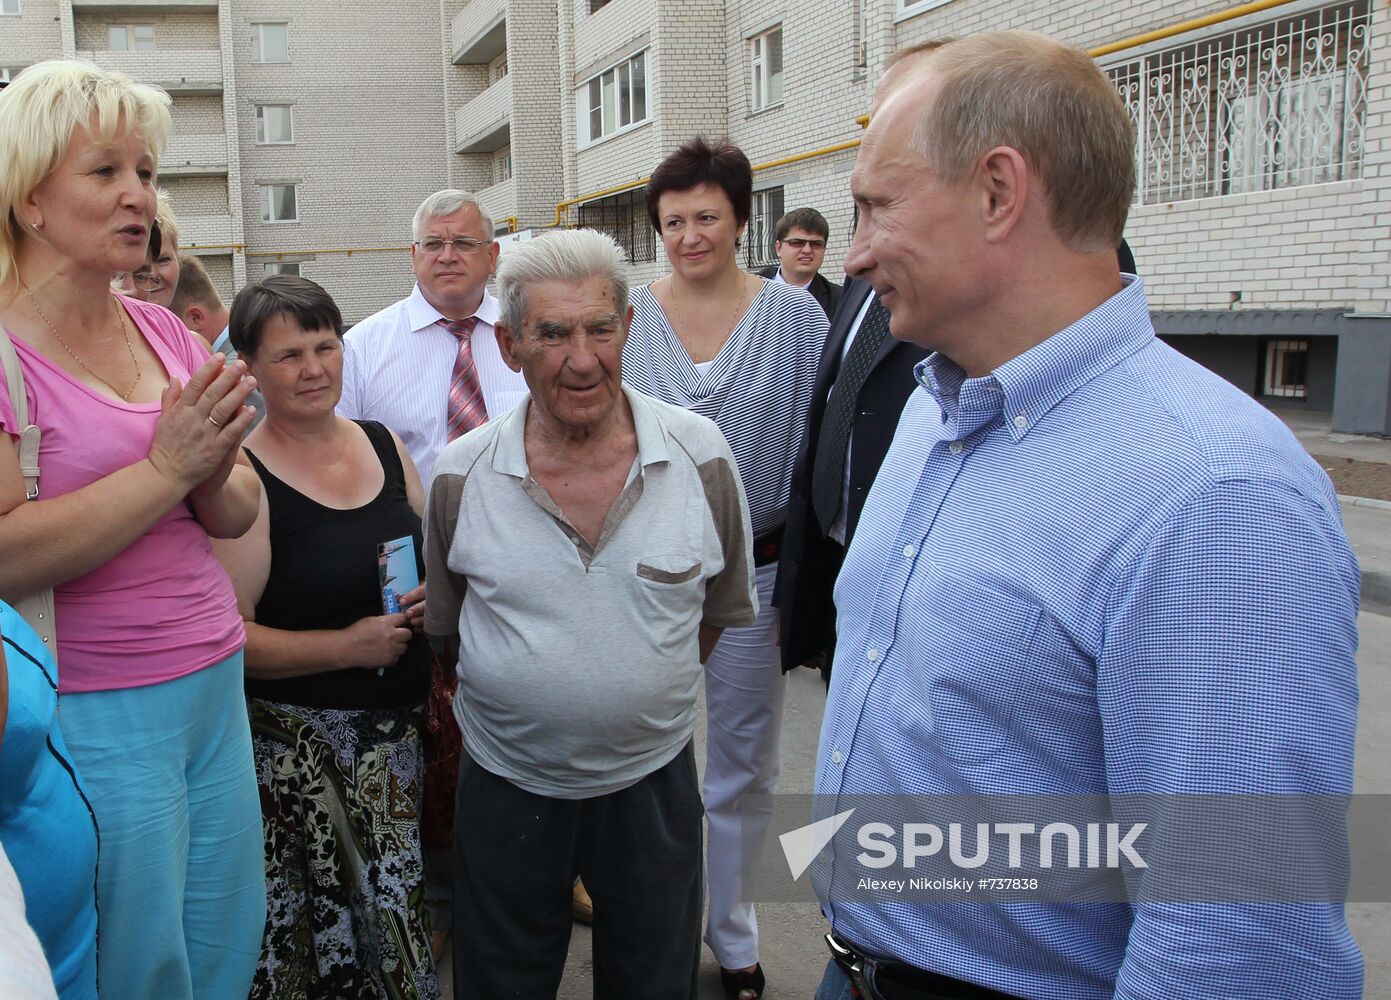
[2, 0, 452, 323]
[4, 0, 1390, 432]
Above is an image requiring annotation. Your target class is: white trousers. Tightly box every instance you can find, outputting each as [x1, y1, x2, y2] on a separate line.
[703, 562, 787, 970]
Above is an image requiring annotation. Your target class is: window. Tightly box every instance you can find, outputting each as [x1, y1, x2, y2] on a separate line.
[252, 23, 289, 64]
[895, 0, 956, 18]
[749, 26, 783, 112]
[1262, 339, 1309, 399]
[1106, 0, 1369, 204]
[261, 184, 298, 223]
[590, 0, 611, 11]
[1, 1, 19, 16]
[581, 51, 647, 145]
[264, 261, 300, 277]
[488, 52, 508, 85]
[492, 146, 512, 185]
[576, 189, 655, 263]
[108, 25, 156, 51]
[255, 105, 293, 144]
[744, 187, 784, 269]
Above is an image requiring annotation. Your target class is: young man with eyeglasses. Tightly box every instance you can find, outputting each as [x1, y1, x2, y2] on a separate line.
[758, 207, 841, 318]
[337, 190, 529, 960]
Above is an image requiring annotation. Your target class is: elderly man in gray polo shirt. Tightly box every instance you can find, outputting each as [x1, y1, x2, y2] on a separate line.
[424, 229, 756, 999]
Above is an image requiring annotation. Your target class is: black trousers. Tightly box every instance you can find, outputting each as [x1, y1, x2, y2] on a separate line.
[451, 742, 704, 1000]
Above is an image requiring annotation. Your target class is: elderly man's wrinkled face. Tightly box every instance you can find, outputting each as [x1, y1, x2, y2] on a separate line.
[498, 275, 631, 435]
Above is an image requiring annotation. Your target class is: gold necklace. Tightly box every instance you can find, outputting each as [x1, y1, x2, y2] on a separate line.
[22, 283, 143, 402]
[668, 273, 750, 362]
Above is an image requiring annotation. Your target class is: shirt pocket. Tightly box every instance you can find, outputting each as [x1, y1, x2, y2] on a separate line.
[900, 567, 1045, 767]
[631, 555, 706, 648]
[636, 559, 703, 584]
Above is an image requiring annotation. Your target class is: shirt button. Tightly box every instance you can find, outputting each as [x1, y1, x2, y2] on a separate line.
[949, 441, 964, 455]
[832, 750, 843, 765]
[1014, 414, 1028, 430]
[903, 544, 916, 559]
[866, 648, 880, 663]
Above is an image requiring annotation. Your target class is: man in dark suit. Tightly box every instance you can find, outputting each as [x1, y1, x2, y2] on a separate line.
[775, 275, 928, 680]
[757, 207, 841, 318]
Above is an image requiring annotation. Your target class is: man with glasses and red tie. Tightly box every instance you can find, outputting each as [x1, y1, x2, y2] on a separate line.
[757, 207, 841, 318]
[338, 188, 529, 962]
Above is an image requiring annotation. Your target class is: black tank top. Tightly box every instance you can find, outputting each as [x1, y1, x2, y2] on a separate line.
[244, 420, 430, 709]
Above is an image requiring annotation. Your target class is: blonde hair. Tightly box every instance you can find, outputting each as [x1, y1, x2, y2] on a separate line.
[907, 31, 1134, 252]
[154, 190, 179, 251]
[0, 60, 172, 299]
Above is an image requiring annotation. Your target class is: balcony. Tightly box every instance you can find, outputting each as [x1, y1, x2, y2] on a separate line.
[159, 134, 227, 177]
[477, 177, 516, 228]
[71, 1, 218, 11]
[455, 75, 510, 153]
[452, 0, 506, 64]
[176, 213, 234, 250]
[73, 49, 223, 93]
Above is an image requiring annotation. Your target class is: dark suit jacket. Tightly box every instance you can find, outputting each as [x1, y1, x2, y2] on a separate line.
[757, 266, 841, 319]
[774, 276, 929, 672]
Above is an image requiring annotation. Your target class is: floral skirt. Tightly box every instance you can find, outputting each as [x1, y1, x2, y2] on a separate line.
[248, 699, 440, 1000]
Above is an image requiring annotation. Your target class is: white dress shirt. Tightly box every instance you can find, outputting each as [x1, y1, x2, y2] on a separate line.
[338, 284, 529, 482]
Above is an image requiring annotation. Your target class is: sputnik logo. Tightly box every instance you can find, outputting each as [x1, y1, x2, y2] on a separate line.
[779, 808, 856, 880]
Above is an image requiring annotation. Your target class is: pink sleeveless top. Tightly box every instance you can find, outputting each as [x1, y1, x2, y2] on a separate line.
[0, 294, 244, 692]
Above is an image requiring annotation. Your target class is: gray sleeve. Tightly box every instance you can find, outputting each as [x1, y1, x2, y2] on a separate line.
[699, 453, 758, 628]
[424, 471, 468, 638]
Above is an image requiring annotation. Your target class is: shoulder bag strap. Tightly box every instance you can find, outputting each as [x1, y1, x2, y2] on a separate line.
[0, 325, 40, 499]
[0, 324, 56, 651]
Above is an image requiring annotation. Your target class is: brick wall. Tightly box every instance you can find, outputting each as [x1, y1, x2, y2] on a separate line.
[0, 0, 64, 66]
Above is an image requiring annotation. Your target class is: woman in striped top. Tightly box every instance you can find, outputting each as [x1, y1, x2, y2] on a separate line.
[622, 137, 827, 1000]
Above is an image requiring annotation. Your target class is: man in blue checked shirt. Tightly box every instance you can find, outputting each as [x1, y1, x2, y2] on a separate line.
[811, 30, 1362, 1000]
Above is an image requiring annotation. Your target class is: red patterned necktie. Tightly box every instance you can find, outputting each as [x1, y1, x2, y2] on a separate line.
[442, 317, 486, 441]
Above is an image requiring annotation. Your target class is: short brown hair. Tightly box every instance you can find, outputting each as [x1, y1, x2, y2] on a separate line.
[907, 31, 1134, 252]
[169, 254, 222, 316]
[229, 275, 343, 357]
[775, 208, 829, 242]
[645, 137, 752, 232]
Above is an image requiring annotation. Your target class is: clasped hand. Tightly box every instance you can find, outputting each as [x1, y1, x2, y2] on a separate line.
[146, 354, 258, 496]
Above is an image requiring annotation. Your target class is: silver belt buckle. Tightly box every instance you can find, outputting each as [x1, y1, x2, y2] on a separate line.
[825, 932, 885, 1000]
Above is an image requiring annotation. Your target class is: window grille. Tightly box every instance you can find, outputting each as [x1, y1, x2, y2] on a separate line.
[1262, 339, 1309, 398]
[1106, 0, 1368, 204]
[576, 189, 655, 264]
[745, 187, 784, 269]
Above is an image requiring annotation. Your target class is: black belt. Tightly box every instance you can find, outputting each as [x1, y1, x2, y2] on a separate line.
[753, 524, 785, 567]
[825, 933, 1024, 1000]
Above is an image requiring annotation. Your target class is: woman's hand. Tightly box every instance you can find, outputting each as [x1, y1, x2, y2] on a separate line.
[342, 613, 412, 669]
[398, 583, 426, 633]
[147, 355, 258, 494]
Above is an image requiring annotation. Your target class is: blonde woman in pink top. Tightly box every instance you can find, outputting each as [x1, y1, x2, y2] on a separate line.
[0, 62, 266, 999]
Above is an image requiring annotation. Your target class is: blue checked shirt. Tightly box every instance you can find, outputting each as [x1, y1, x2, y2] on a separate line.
[813, 277, 1362, 998]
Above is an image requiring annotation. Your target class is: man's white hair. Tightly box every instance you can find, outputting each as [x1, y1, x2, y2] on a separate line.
[412, 189, 494, 239]
[496, 230, 630, 335]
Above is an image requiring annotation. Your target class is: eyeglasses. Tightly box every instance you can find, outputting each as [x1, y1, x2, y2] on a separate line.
[414, 237, 492, 255]
[782, 238, 826, 251]
[111, 271, 165, 291]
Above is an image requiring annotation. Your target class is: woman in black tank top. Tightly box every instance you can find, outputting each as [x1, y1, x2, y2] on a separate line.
[211, 276, 439, 999]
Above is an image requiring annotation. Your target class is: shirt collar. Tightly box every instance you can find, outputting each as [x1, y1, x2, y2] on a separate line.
[491, 383, 669, 480]
[406, 283, 500, 333]
[915, 275, 1153, 443]
[211, 325, 231, 355]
